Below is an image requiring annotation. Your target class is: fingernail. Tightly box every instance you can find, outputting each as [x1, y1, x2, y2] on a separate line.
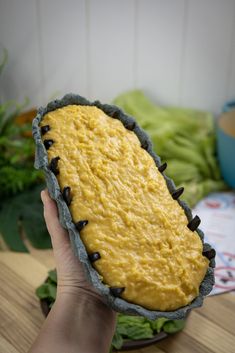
[41, 189, 47, 203]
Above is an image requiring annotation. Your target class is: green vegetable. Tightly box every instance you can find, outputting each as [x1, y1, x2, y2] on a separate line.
[113, 90, 228, 206]
[163, 319, 185, 333]
[150, 317, 169, 333]
[116, 315, 153, 339]
[0, 50, 49, 252]
[36, 270, 186, 352]
[36, 282, 57, 301]
[48, 269, 57, 284]
[0, 184, 51, 252]
[111, 331, 123, 350]
[0, 49, 43, 199]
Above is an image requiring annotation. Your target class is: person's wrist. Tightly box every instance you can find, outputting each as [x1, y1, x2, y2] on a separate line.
[54, 288, 116, 353]
[56, 283, 104, 308]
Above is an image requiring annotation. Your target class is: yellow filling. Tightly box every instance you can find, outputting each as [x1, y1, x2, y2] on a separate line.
[41, 105, 209, 311]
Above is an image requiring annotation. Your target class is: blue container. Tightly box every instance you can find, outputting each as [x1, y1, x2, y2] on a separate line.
[222, 99, 235, 113]
[216, 109, 235, 188]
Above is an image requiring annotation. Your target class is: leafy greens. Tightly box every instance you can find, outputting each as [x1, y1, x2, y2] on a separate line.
[36, 270, 185, 351]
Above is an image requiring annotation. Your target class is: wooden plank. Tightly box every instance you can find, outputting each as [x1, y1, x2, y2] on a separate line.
[139, 345, 167, 353]
[0, 336, 19, 353]
[214, 292, 235, 307]
[195, 295, 235, 336]
[0, 262, 45, 325]
[158, 330, 213, 353]
[28, 248, 55, 270]
[0, 293, 41, 353]
[0, 262, 44, 352]
[183, 310, 235, 353]
[0, 252, 48, 288]
[117, 346, 164, 353]
[24, 237, 55, 270]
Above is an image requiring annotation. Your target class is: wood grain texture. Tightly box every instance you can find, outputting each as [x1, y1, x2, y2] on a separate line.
[0, 337, 19, 353]
[0, 250, 235, 353]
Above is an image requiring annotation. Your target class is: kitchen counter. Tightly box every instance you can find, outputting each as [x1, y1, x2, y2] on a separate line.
[0, 247, 234, 353]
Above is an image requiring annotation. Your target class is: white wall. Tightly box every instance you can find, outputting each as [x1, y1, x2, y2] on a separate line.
[0, 0, 235, 113]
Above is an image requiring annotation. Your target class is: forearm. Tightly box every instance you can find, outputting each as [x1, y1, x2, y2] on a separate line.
[29, 293, 116, 353]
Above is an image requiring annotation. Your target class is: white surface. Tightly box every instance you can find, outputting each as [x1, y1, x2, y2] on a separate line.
[0, 0, 235, 111]
[194, 192, 235, 295]
[38, 0, 88, 102]
[0, 0, 41, 106]
[137, 0, 185, 106]
[88, 0, 136, 102]
[180, 0, 235, 113]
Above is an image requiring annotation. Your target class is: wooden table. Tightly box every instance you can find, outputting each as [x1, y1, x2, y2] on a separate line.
[0, 247, 235, 353]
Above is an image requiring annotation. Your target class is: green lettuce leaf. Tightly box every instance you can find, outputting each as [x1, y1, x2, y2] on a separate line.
[0, 184, 51, 252]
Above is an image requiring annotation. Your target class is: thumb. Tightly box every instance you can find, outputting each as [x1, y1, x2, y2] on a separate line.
[41, 189, 71, 254]
[41, 189, 86, 283]
[41, 189, 95, 294]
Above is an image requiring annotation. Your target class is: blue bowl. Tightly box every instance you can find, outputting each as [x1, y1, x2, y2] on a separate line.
[222, 100, 235, 113]
[216, 109, 235, 188]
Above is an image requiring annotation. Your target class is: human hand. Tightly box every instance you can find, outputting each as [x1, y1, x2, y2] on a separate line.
[41, 188, 97, 299]
[29, 189, 116, 353]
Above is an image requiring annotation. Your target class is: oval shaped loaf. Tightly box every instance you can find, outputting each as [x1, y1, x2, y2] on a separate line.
[33, 94, 215, 320]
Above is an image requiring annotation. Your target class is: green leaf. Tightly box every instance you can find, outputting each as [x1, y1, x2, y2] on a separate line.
[0, 166, 43, 198]
[0, 184, 51, 252]
[116, 314, 153, 340]
[117, 314, 146, 325]
[163, 319, 186, 334]
[48, 282, 57, 300]
[35, 282, 57, 300]
[151, 317, 170, 333]
[48, 270, 57, 284]
[123, 323, 153, 340]
[111, 331, 123, 350]
[36, 284, 50, 299]
[0, 209, 27, 252]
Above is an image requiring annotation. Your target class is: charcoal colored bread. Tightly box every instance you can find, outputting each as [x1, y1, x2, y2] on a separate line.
[32, 94, 215, 320]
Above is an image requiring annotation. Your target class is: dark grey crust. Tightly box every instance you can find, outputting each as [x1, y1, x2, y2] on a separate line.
[32, 93, 215, 320]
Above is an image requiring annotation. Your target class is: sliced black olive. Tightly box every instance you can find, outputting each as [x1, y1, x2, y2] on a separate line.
[110, 287, 125, 297]
[75, 220, 88, 232]
[111, 111, 119, 119]
[126, 121, 136, 130]
[89, 252, 101, 262]
[44, 139, 54, 150]
[187, 215, 201, 231]
[203, 248, 216, 260]
[62, 186, 72, 206]
[158, 162, 167, 173]
[41, 125, 50, 135]
[141, 140, 149, 150]
[172, 187, 184, 200]
[49, 157, 60, 175]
